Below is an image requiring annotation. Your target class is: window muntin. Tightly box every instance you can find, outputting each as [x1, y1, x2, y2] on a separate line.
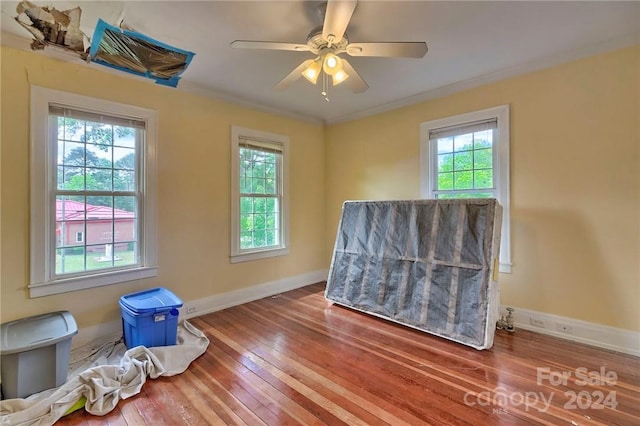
[420, 105, 511, 272]
[30, 86, 157, 297]
[239, 142, 282, 250]
[432, 119, 497, 199]
[52, 108, 141, 277]
[231, 126, 289, 263]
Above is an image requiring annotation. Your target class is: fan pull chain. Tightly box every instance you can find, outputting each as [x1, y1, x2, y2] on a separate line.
[321, 72, 330, 102]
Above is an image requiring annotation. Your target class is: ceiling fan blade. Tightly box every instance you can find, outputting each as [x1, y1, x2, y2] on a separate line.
[346, 42, 428, 58]
[231, 40, 311, 52]
[274, 59, 314, 91]
[340, 58, 368, 93]
[322, 0, 357, 43]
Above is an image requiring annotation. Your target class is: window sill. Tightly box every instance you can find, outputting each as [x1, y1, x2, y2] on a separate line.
[230, 247, 289, 263]
[29, 266, 158, 298]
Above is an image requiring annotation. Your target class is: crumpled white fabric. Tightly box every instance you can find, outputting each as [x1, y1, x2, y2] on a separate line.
[0, 320, 209, 426]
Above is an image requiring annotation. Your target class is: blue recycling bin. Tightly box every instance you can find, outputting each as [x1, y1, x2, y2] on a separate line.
[119, 287, 183, 349]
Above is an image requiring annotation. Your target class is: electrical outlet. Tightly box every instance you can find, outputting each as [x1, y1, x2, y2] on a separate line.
[556, 323, 573, 334]
[186, 306, 196, 314]
[530, 317, 545, 328]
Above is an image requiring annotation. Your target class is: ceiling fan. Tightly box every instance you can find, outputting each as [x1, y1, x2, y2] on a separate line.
[230, 0, 428, 100]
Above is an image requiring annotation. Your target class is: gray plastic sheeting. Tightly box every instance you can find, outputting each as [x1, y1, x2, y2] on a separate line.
[325, 199, 502, 350]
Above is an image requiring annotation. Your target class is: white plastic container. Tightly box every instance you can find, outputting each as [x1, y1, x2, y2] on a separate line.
[1, 311, 77, 399]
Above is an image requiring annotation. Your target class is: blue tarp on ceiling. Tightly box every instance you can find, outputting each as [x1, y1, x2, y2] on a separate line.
[89, 19, 195, 87]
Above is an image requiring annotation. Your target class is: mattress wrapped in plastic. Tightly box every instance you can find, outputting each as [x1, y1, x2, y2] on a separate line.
[325, 199, 502, 350]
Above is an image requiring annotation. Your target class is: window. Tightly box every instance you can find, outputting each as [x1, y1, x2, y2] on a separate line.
[420, 105, 511, 272]
[30, 86, 157, 297]
[231, 126, 289, 263]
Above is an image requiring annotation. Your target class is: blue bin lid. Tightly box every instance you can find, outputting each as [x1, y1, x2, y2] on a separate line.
[119, 287, 183, 314]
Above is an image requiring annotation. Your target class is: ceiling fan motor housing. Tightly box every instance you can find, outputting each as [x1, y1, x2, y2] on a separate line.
[306, 26, 349, 54]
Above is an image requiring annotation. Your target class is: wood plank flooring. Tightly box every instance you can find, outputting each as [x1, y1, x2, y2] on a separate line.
[58, 282, 639, 425]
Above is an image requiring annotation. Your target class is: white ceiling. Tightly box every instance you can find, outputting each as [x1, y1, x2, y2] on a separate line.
[2, 1, 638, 124]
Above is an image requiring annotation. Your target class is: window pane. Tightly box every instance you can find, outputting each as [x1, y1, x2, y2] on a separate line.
[60, 167, 85, 190]
[254, 198, 266, 214]
[114, 148, 135, 170]
[265, 162, 276, 180]
[251, 178, 265, 194]
[114, 126, 136, 148]
[87, 143, 113, 169]
[266, 229, 276, 245]
[474, 130, 493, 149]
[453, 151, 473, 171]
[437, 137, 453, 154]
[86, 168, 113, 191]
[474, 148, 493, 169]
[85, 121, 113, 147]
[254, 160, 266, 179]
[63, 118, 85, 142]
[60, 142, 85, 166]
[240, 197, 253, 214]
[453, 134, 473, 152]
[86, 195, 112, 208]
[265, 179, 276, 194]
[253, 230, 266, 247]
[114, 196, 136, 216]
[266, 213, 276, 229]
[240, 231, 252, 249]
[437, 154, 453, 172]
[438, 172, 453, 190]
[474, 169, 493, 189]
[437, 192, 494, 200]
[454, 171, 473, 189]
[265, 198, 277, 214]
[240, 176, 249, 193]
[126, 241, 139, 264]
[86, 198, 113, 221]
[56, 247, 85, 274]
[114, 170, 136, 191]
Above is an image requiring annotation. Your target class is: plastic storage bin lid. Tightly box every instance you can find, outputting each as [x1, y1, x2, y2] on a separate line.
[120, 287, 183, 314]
[0, 311, 78, 355]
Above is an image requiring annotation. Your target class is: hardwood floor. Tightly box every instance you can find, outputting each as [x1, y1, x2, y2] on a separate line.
[58, 282, 639, 425]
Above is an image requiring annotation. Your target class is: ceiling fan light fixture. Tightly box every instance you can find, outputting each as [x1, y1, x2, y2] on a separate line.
[323, 53, 343, 75]
[332, 69, 349, 86]
[302, 58, 322, 84]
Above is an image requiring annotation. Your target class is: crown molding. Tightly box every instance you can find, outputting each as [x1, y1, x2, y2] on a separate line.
[3, 30, 638, 128]
[176, 80, 323, 125]
[326, 32, 640, 125]
[0, 31, 323, 125]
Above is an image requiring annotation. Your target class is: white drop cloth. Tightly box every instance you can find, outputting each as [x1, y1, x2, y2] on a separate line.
[0, 320, 209, 426]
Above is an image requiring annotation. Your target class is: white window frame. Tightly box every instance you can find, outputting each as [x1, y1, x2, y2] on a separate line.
[230, 126, 289, 263]
[75, 231, 84, 243]
[30, 86, 158, 297]
[420, 105, 511, 273]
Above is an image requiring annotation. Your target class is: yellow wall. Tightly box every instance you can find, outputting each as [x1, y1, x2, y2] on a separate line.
[0, 46, 326, 328]
[2, 44, 638, 334]
[325, 46, 640, 331]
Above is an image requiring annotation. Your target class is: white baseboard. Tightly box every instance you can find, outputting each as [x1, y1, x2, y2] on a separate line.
[72, 269, 328, 349]
[72, 319, 122, 349]
[179, 269, 328, 320]
[501, 306, 640, 357]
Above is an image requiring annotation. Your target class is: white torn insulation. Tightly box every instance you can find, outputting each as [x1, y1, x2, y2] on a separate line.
[14, 0, 89, 56]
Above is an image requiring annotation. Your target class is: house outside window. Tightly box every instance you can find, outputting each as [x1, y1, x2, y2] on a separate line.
[230, 126, 289, 263]
[420, 105, 511, 272]
[30, 86, 157, 297]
